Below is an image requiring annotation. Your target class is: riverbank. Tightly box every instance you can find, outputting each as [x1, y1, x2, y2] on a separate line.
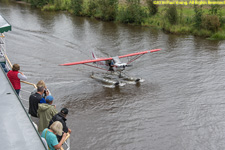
[151, 5, 225, 40]
[2, 1, 225, 149]
[20, 0, 225, 40]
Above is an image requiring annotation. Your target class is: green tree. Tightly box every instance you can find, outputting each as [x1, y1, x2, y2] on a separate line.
[193, 5, 203, 29]
[165, 5, 178, 25]
[71, 0, 83, 16]
[209, 3, 223, 26]
[146, 0, 158, 16]
[117, 0, 146, 24]
[30, 0, 48, 7]
[209, 4, 221, 15]
[97, 0, 118, 21]
[201, 15, 220, 32]
[86, 0, 98, 17]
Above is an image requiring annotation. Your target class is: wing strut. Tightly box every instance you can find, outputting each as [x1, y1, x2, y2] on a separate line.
[127, 54, 145, 64]
[83, 64, 108, 71]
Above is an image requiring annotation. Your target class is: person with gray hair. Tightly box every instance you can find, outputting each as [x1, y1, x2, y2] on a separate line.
[41, 121, 67, 150]
[31, 80, 51, 98]
[29, 85, 49, 125]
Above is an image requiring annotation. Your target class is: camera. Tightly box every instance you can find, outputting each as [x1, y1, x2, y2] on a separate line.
[44, 89, 48, 97]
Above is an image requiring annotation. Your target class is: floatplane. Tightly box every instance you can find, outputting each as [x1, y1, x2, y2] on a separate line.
[60, 49, 161, 87]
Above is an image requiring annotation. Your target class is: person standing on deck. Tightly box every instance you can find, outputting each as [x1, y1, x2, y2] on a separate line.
[29, 85, 49, 125]
[48, 108, 72, 142]
[41, 121, 67, 150]
[0, 47, 8, 73]
[7, 64, 27, 95]
[37, 95, 58, 133]
[31, 80, 51, 103]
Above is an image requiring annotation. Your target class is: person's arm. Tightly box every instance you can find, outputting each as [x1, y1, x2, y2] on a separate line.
[62, 121, 69, 133]
[53, 133, 67, 149]
[18, 72, 27, 80]
[51, 107, 58, 116]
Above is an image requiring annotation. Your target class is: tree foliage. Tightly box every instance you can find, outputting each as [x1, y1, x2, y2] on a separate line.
[117, 0, 146, 24]
[146, 0, 158, 16]
[30, 0, 48, 7]
[165, 5, 178, 25]
[201, 15, 220, 32]
[86, 0, 98, 17]
[193, 5, 203, 29]
[97, 0, 118, 21]
[71, 0, 83, 16]
[209, 4, 221, 15]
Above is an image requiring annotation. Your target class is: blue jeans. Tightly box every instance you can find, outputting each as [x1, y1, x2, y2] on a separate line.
[15, 89, 20, 95]
[0, 63, 8, 73]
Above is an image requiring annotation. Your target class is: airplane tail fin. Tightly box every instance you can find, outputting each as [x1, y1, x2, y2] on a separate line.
[92, 50, 97, 60]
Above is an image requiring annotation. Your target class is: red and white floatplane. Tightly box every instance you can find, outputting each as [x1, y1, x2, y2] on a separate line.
[60, 49, 161, 87]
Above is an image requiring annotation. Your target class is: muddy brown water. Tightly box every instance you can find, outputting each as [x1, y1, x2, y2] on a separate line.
[1, 1, 225, 150]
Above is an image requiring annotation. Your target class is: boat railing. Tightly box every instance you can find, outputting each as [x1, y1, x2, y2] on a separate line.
[1, 33, 11, 71]
[61, 133, 71, 150]
[20, 88, 71, 150]
[1, 33, 37, 88]
[1, 33, 70, 150]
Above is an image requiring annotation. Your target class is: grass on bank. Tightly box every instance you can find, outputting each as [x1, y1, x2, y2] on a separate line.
[142, 5, 225, 40]
[209, 32, 225, 40]
[25, 0, 225, 40]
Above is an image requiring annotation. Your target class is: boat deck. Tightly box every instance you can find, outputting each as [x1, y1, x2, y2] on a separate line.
[0, 67, 46, 150]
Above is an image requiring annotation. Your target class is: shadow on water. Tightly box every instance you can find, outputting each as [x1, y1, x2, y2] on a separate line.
[193, 36, 221, 52]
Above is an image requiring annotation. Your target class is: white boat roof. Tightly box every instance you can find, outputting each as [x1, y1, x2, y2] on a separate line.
[0, 67, 46, 150]
[0, 15, 11, 33]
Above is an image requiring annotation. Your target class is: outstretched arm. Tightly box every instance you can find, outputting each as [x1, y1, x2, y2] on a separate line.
[54, 133, 67, 149]
[18, 72, 27, 80]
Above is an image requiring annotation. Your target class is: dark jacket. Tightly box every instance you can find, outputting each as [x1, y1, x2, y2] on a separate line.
[48, 112, 69, 141]
[29, 92, 42, 117]
[48, 112, 68, 133]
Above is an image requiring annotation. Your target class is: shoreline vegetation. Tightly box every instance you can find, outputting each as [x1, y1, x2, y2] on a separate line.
[19, 0, 225, 40]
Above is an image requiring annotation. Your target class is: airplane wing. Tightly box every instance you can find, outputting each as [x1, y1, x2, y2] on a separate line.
[119, 49, 161, 64]
[60, 57, 113, 66]
[119, 49, 161, 58]
[59, 49, 161, 66]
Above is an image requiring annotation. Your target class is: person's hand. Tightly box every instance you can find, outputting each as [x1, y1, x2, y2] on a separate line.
[62, 132, 67, 139]
[51, 105, 56, 108]
[46, 89, 49, 96]
[20, 72, 24, 75]
[68, 128, 72, 134]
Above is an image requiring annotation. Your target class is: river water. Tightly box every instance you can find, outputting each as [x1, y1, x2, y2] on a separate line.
[1, 1, 225, 150]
